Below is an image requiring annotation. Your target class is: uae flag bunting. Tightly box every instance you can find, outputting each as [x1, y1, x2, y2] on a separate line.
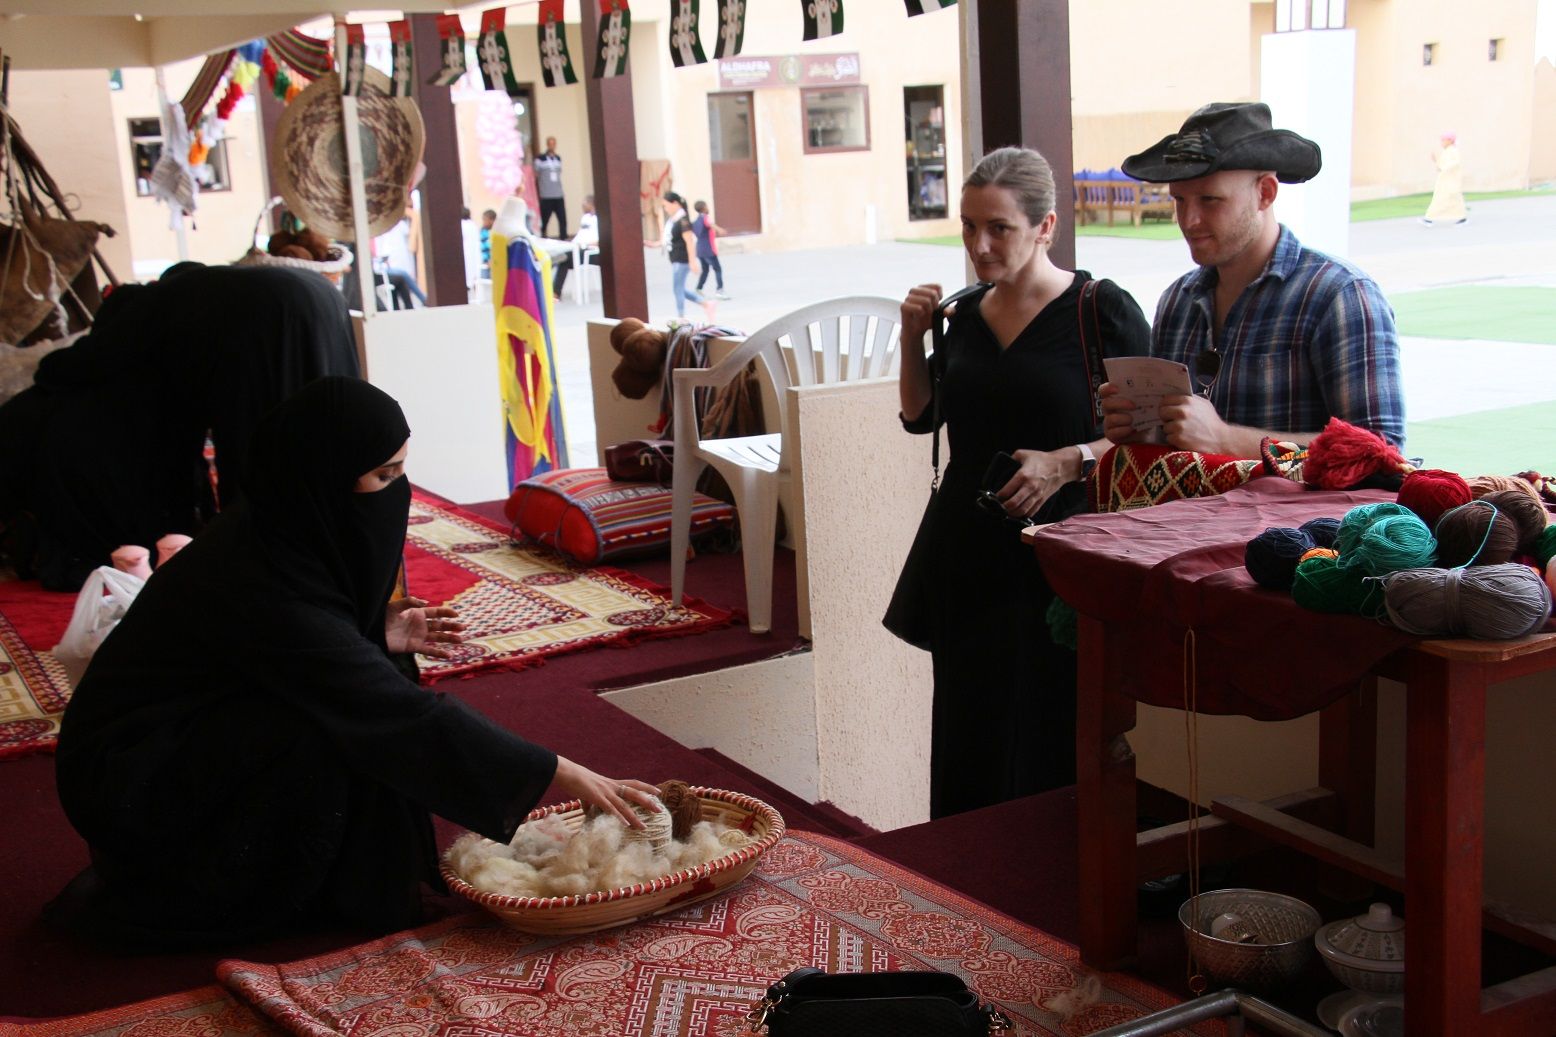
[341, 24, 367, 96]
[801, 0, 843, 40]
[478, 8, 525, 96]
[714, 0, 746, 58]
[427, 14, 467, 87]
[595, 0, 632, 79]
[537, 0, 578, 87]
[388, 20, 414, 96]
[905, 0, 956, 13]
[668, 0, 708, 67]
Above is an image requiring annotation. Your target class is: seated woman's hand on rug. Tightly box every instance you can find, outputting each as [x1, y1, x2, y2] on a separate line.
[554, 756, 664, 830]
[386, 596, 466, 657]
[1001, 448, 1076, 519]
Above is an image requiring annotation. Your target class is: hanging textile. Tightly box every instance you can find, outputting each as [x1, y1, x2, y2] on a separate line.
[595, 0, 632, 79]
[427, 14, 468, 86]
[389, 20, 414, 96]
[491, 235, 568, 488]
[179, 50, 236, 129]
[537, 0, 579, 87]
[477, 8, 524, 96]
[713, 0, 746, 58]
[801, 0, 844, 40]
[905, 0, 956, 13]
[668, 0, 708, 67]
[341, 24, 367, 96]
[265, 29, 333, 81]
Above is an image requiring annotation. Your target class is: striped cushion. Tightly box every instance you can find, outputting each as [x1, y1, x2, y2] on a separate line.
[503, 468, 736, 565]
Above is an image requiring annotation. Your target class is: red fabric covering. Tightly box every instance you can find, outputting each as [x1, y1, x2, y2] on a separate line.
[1089, 442, 1265, 513]
[1033, 478, 1415, 719]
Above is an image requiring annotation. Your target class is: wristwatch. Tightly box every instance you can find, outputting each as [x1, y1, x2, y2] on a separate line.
[1074, 442, 1097, 482]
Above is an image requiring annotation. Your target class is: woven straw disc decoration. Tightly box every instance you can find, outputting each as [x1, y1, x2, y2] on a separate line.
[270, 67, 425, 241]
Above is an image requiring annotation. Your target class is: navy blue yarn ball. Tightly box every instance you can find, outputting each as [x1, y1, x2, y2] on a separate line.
[1245, 526, 1317, 592]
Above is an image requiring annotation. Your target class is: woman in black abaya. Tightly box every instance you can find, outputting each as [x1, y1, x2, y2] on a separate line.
[54, 377, 661, 947]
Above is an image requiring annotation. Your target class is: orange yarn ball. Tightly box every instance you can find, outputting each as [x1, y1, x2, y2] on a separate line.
[1301, 547, 1339, 563]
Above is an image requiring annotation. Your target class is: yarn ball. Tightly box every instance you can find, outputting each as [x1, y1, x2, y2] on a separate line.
[1480, 488, 1550, 553]
[1046, 596, 1078, 651]
[1467, 474, 1546, 515]
[1341, 512, 1437, 578]
[621, 805, 674, 852]
[1397, 469, 1472, 529]
[1435, 501, 1520, 568]
[1245, 527, 1316, 591]
[1298, 516, 1342, 549]
[1301, 547, 1339, 563]
[1547, 563, 1556, 604]
[1292, 555, 1384, 617]
[609, 318, 669, 400]
[1334, 502, 1414, 558]
[1302, 417, 1410, 490]
[1535, 525, 1556, 570]
[1382, 564, 1552, 639]
[655, 779, 704, 840]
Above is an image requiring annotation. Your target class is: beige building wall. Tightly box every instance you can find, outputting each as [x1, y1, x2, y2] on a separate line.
[1533, 59, 1556, 183]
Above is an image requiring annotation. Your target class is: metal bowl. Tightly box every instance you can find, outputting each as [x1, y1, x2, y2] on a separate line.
[1179, 888, 1322, 991]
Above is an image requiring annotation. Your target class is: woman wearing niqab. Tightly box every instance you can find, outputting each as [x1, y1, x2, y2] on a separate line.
[54, 377, 659, 947]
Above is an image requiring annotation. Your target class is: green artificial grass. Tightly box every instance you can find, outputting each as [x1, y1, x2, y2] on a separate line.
[1351, 188, 1555, 222]
[1388, 286, 1556, 345]
[1405, 399, 1556, 475]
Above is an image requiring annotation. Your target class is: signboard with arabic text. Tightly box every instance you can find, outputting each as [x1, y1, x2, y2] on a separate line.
[715, 52, 860, 90]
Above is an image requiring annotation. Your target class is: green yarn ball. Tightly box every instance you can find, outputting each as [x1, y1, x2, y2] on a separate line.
[1341, 512, 1438, 577]
[1536, 524, 1556, 570]
[1046, 596, 1078, 651]
[1292, 555, 1384, 617]
[1334, 502, 1414, 558]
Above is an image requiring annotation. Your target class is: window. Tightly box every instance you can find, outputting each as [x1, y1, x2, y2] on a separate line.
[1489, 37, 1503, 61]
[128, 117, 232, 196]
[802, 86, 870, 154]
[904, 85, 946, 221]
[1422, 42, 1437, 66]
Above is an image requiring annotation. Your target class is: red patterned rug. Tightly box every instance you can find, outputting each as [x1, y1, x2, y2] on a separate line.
[0, 577, 76, 760]
[2, 833, 1217, 1037]
[404, 493, 737, 682]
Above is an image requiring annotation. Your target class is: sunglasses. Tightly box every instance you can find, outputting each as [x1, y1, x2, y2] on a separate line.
[1193, 348, 1221, 398]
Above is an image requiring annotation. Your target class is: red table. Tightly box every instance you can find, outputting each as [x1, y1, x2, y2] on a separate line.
[1030, 479, 1556, 1037]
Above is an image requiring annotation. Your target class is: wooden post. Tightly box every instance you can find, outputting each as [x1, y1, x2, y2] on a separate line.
[581, 2, 649, 319]
[256, 85, 285, 237]
[335, 21, 375, 318]
[409, 13, 468, 307]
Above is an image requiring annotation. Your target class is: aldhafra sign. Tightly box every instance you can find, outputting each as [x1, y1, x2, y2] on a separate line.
[716, 53, 861, 90]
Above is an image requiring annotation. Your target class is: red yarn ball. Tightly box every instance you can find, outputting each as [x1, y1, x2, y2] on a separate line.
[1302, 418, 1409, 490]
[1397, 468, 1473, 529]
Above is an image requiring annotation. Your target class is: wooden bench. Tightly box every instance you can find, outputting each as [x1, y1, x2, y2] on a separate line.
[1073, 177, 1176, 227]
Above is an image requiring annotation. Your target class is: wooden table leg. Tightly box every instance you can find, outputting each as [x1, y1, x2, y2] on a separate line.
[1404, 653, 1487, 1036]
[1076, 613, 1138, 969]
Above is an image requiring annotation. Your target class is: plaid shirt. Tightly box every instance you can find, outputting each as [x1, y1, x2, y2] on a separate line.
[1152, 225, 1405, 447]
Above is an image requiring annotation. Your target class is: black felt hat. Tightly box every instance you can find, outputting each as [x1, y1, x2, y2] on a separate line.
[1121, 102, 1322, 184]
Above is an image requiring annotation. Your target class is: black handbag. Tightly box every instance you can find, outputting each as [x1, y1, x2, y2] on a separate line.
[746, 967, 1012, 1036]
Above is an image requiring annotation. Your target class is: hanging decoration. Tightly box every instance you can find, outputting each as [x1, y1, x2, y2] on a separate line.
[595, 0, 632, 78]
[713, 0, 746, 58]
[187, 131, 210, 168]
[342, 23, 368, 96]
[476, 91, 527, 198]
[477, 8, 525, 96]
[428, 14, 468, 86]
[801, 0, 844, 40]
[536, 0, 579, 87]
[179, 50, 237, 129]
[266, 29, 334, 81]
[668, 0, 708, 67]
[904, 0, 956, 13]
[389, 20, 415, 96]
[261, 48, 292, 100]
[492, 232, 568, 486]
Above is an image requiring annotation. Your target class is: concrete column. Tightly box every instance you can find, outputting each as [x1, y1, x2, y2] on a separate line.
[410, 13, 470, 306]
[1261, 29, 1357, 259]
[581, 2, 649, 320]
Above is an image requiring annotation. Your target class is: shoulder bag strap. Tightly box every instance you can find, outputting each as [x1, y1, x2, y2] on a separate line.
[928, 282, 993, 493]
[1076, 278, 1107, 430]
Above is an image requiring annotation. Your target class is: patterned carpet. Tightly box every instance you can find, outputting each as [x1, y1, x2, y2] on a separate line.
[6, 832, 1216, 1037]
[0, 579, 75, 760]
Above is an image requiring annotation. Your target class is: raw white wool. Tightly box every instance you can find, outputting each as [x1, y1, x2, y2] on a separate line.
[452, 813, 750, 900]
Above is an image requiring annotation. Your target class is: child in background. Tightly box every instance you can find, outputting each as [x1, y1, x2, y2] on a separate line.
[479, 209, 496, 279]
[691, 201, 730, 300]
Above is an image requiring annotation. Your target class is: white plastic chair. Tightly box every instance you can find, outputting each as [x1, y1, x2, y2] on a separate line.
[571, 244, 601, 304]
[669, 296, 903, 633]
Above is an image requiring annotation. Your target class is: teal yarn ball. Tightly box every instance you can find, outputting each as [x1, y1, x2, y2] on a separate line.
[1292, 555, 1384, 617]
[1334, 502, 1414, 558]
[1537, 525, 1556, 570]
[1046, 596, 1078, 651]
[1342, 512, 1438, 577]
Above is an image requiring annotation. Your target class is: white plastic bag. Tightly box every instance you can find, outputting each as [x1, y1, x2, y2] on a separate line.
[52, 565, 145, 685]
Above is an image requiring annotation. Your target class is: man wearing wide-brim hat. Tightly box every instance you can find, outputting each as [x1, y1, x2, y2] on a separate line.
[1099, 102, 1403, 455]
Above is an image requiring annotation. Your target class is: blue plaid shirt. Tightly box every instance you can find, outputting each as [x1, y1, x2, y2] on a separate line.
[1152, 226, 1404, 447]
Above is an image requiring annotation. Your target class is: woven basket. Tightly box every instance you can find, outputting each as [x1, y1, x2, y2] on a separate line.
[440, 787, 785, 935]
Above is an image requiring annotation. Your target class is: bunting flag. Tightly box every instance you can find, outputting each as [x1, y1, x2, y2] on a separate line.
[492, 235, 568, 487]
[428, 14, 468, 87]
[477, 8, 524, 96]
[713, 0, 747, 58]
[265, 29, 333, 81]
[341, 24, 367, 96]
[536, 0, 579, 87]
[179, 49, 236, 129]
[801, 0, 844, 39]
[595, 0, 632, 79]
[389, 20, 414, 96]
[668, 0, 708, 67]
[904, 0, 956, 12]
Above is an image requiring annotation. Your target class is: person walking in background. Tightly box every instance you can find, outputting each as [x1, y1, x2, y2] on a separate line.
[1423, 131, 1467, 226]
[551, 195, 600, 300]
[691, 200, 730, 299]
[535, 137, 567, 238]
[649, 193, 715, 321]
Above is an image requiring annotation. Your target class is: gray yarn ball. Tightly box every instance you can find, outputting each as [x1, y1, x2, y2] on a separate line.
[1381, 564, 1551, 639]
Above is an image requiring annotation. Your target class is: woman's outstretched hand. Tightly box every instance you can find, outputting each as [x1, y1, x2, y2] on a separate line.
[386, 597, 466, 657]
[553, 756, 664, 830]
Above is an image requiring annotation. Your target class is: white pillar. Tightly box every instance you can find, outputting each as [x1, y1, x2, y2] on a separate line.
[1260, 28, 1356, 259]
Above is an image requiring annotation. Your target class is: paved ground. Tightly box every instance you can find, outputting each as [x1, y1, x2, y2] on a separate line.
[544, 194, 1556, 474]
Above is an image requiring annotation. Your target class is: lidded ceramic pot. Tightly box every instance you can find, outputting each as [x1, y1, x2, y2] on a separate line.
[1315, 903, 1405, 995]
